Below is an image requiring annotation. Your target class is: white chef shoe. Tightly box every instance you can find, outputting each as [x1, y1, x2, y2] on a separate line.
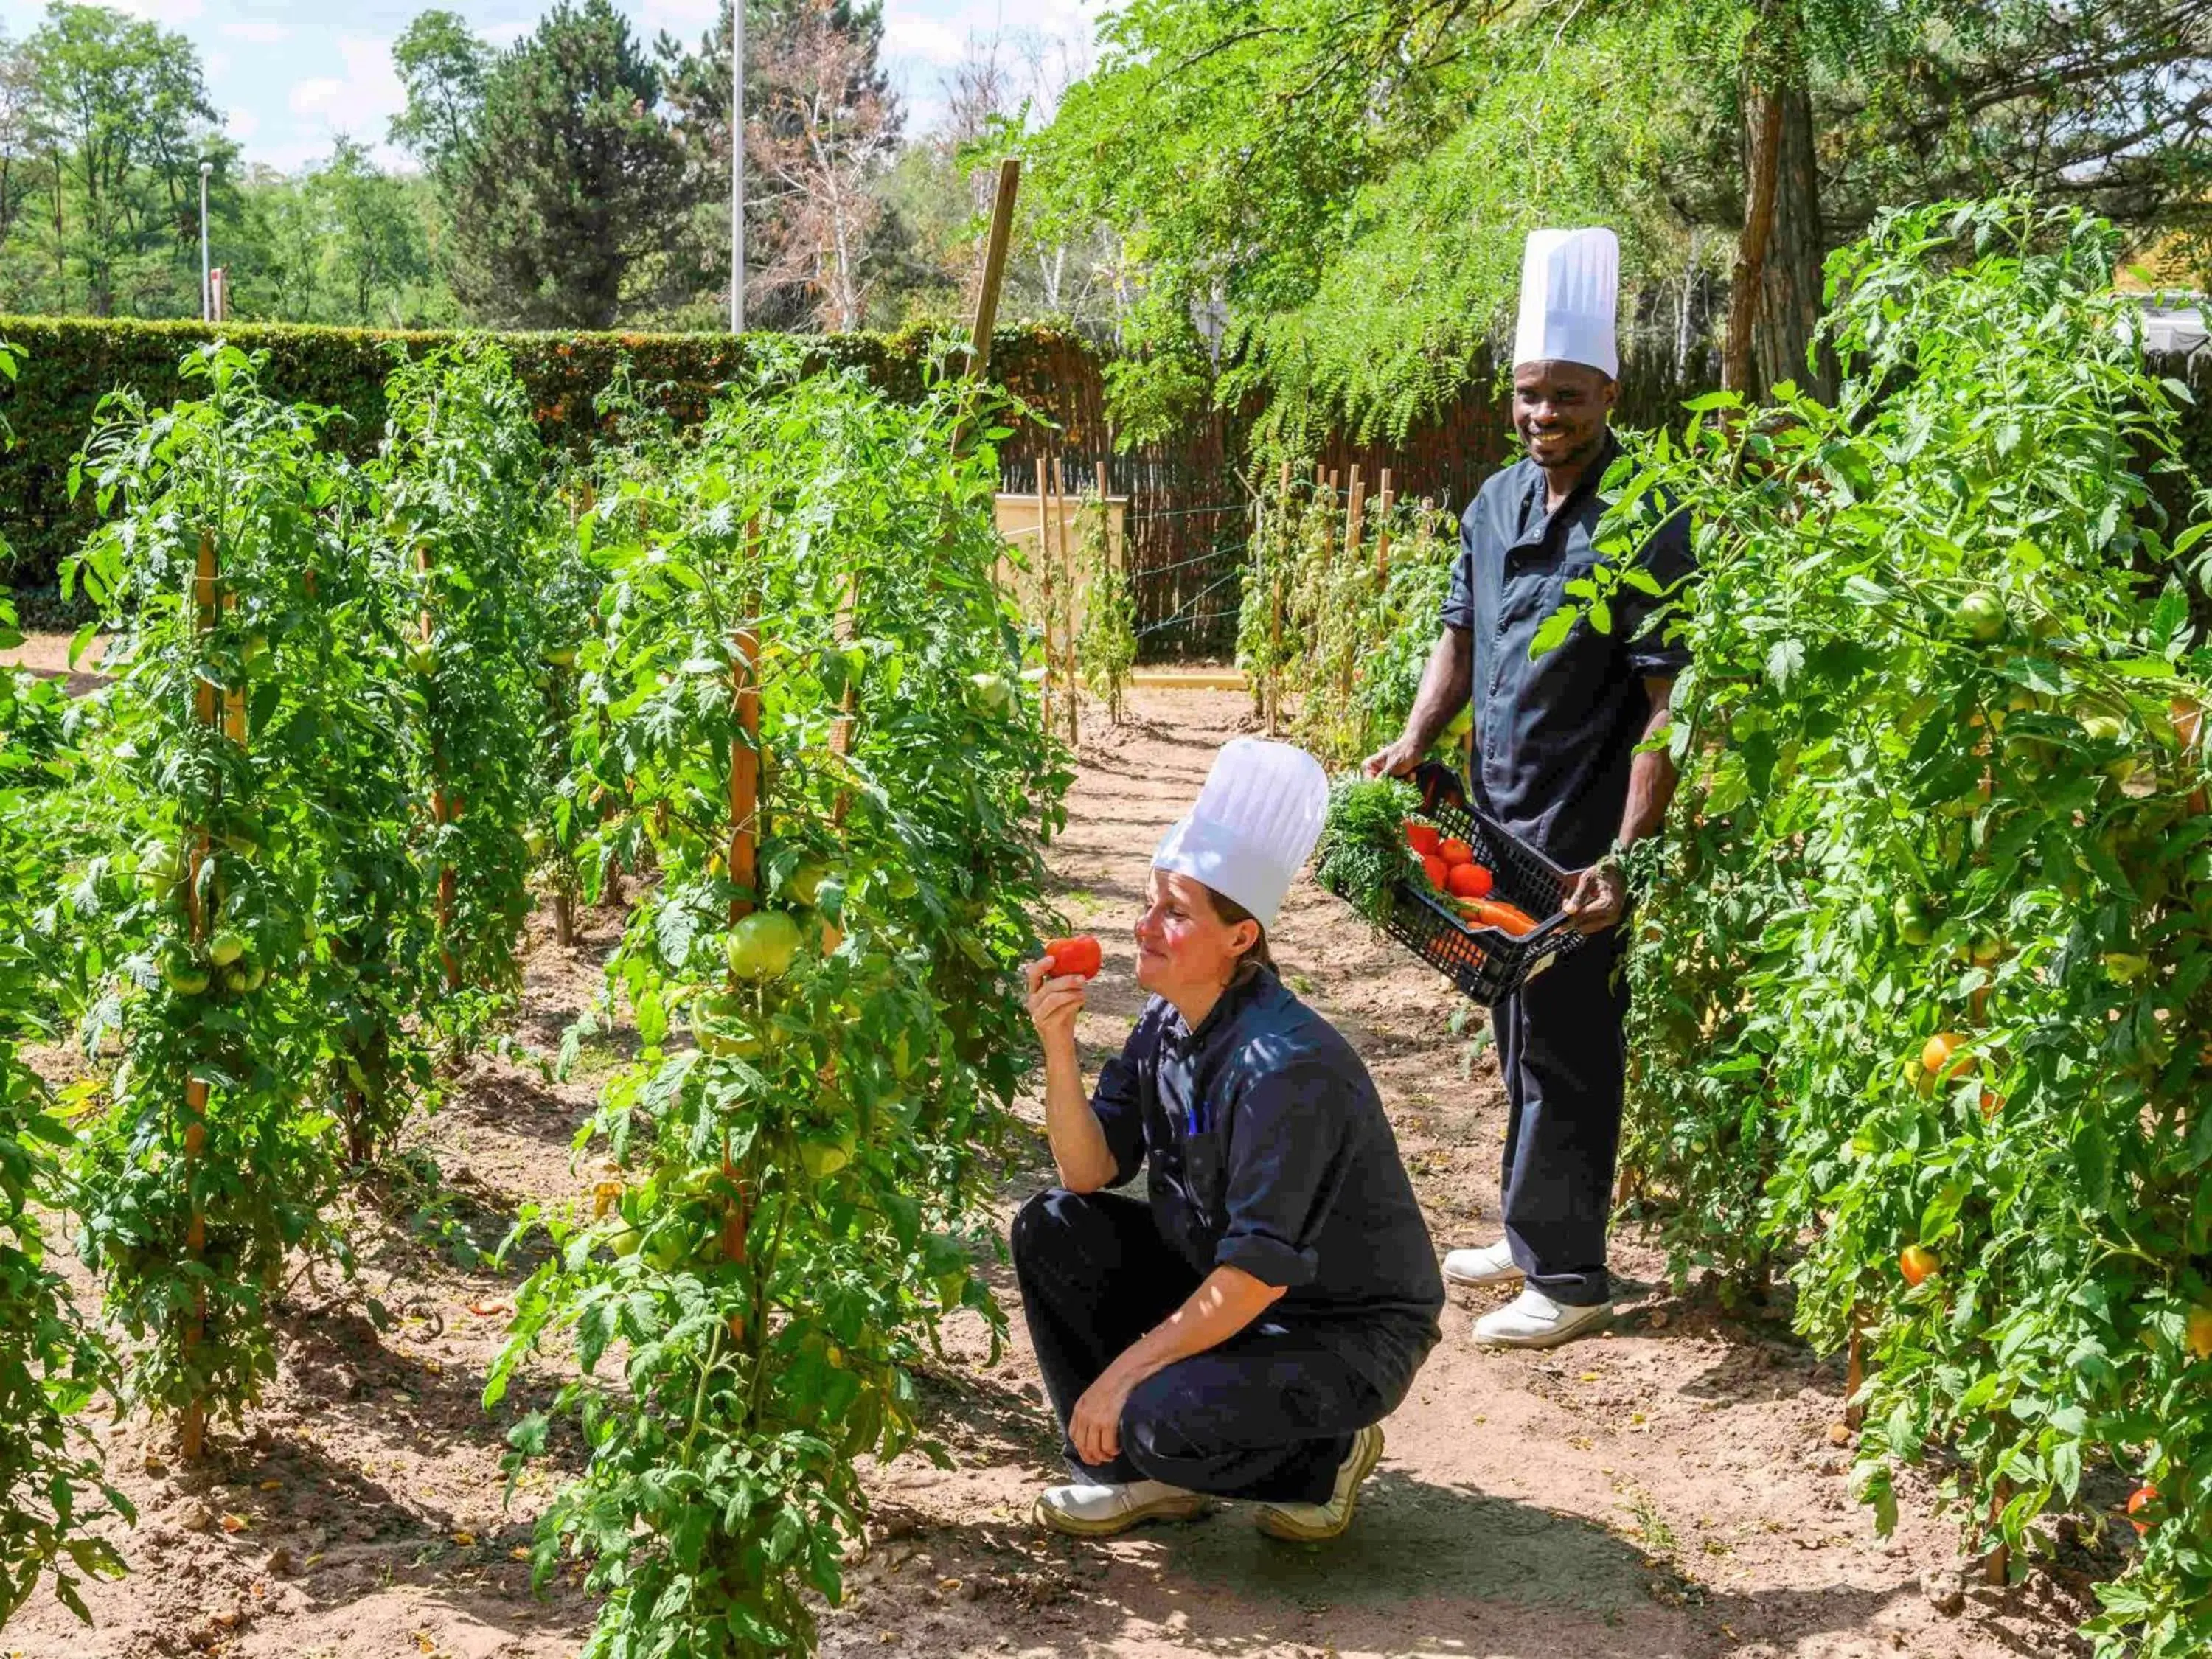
[1253, 1423, 1385, 1542]
[1033, 1477, 1209, 1537]
[1442, 1239, 1523, 1287]
[1472, 1289, 1613, 1349]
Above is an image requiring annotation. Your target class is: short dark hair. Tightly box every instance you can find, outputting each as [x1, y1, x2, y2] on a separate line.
[1197, 886, 1275, 978]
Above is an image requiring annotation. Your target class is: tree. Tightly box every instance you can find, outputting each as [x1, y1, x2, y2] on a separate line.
[443, 0, 692, 329]
[656, 0, 904, 331]
[18, 1, 223, 316]
[1025, 0, 2212, 443]
[389, 9, 491, 174]
[747, 0, 901, 330]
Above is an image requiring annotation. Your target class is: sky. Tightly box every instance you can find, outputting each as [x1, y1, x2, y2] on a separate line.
[0, 0, 1097, 173]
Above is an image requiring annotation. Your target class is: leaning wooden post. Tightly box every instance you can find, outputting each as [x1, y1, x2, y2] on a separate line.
[1267, 460, 1291, 736]
[1844, 1304, 1868, 1432]
[178, 529, 221, 1461]
[1343, 465, 1366, 566]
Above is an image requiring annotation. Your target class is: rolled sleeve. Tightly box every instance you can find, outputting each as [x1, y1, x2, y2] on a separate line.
[1439, 504, 1477, 633]
[1089, 1014, 1156, 1189]
[1211, 1060, 1349, 1289]
[1621, 504, 1694, 679]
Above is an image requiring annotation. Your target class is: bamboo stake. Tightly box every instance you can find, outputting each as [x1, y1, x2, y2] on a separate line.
[1375, 469, 1395, 583]
[1343, 465, 1365, 566]
[1035, 456, 1057, 740]
[1054, 456, 1078, 745]
[728, 528, 762, 927]
[179, 529, 219, 1462]
[1267, 460, 1291, 737]
[417, 545, 459, 990]
[1844, 1307, 1868, 1433]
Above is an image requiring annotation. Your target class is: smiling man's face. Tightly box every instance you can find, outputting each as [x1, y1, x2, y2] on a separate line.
[1512, 360, 1618, 476]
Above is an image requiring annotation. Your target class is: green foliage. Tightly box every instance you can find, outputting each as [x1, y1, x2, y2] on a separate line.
[1072, 490, 1136, 723]
[64, 346, 357, 1435]
[1593, 199, 2212, 1652]
[5, 3, 229, 320]
[1312, 774, 1420, 927]
[0, 409, 131, 1617]
[0, 313, 1102, 591]
[489, 358, 1066, 1655]
[1236, 473, 1461, 765]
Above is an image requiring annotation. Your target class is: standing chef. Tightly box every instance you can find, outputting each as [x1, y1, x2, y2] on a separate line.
[1012, 738, 1444, 1540]
[1365, 228, 1693, 1350]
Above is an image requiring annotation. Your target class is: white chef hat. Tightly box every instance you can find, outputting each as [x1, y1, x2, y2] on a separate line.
[1512, 227, 1620, 380]
[1150, 739, 1328, 932]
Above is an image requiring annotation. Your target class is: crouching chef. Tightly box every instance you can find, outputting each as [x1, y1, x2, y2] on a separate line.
[1012, 738, 1444, 1542]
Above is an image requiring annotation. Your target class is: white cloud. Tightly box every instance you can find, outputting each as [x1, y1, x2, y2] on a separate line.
[224, 105, 259, 142]
[220, 20, 291, 44]
[286, 33, 406, 159]
[104, 0, 206, 24]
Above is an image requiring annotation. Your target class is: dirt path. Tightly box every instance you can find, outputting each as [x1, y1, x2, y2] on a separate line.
[7, 688, 2091, 1659]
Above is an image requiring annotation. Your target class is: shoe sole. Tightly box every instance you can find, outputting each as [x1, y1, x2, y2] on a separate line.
[1032, 1492, 1211, 1538]
[1254, 1426, 1385, 1543]
[1471, 1305, 1614, 1349]
[1443, 1262, 1523, 1288]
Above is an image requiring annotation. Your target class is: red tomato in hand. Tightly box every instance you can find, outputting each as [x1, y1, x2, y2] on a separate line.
[1421, 855, 1450, 891]
[1438, 838, 1475, 868]
[1405, 822, 1441, 856]
[1043, 936, 1102, 979]
[1447, 862, 1494, 899]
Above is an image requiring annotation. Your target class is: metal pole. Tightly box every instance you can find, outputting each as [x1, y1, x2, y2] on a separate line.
[729, 0, 744, 333]
[198, 161, 212, 322]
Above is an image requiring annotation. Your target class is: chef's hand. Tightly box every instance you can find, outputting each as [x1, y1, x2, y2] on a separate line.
[1071, 1367, 1140, 1467]
[1025, 956, 1086, 1050]
[1562, 863, 1627, 935]
[1363, 736, 1422, 779]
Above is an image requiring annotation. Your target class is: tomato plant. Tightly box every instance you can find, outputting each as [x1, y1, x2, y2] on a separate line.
[372, 341, 560, 1027]
[488, 358, 1065, 1655]
[65, 347, 354, 1447]
[1582, 201, 2212, 1653]
[0, 516, 131, 1618]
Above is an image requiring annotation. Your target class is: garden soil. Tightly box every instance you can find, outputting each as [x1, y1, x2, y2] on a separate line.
[7, 681, 2112, 1659]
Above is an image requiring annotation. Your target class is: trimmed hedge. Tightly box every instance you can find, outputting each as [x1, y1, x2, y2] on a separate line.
[0, 315, 1105, 588]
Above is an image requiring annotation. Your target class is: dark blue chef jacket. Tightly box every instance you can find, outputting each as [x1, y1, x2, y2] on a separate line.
[1441, 433, 1694, 869]
[1090, 966, 1444, 1399]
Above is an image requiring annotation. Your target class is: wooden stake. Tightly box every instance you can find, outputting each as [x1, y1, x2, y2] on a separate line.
[1343, 465, 1365, 566]
[728, 527, 762, 925]
[1035, 456, 1057, 740]
[180, 529, 219, 1462]
[967, 159, 1020, 379]
[1054, 456, 1077, 745]
[416, 544, 459, 990]
[1375, 469, 1395, 582]
[1844, 1307, 1868, 1432]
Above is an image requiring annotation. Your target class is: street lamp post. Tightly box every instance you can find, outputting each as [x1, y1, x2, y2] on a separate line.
[730, 0, 744, 333]
[198, 161, 213, 322]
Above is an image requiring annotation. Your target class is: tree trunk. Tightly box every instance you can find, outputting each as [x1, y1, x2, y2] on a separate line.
[1753, 74, 1829, 400]
[1725, 80, 1787, 394]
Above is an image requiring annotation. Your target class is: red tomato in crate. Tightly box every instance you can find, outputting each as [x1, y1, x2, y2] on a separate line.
[1405, 822, 1441, 856]
[1447, 863, 1494, 900]
[1438, 838, 1475, 868]
[1043, 936, 1102, 979]
[1421, 855, 1450, 891]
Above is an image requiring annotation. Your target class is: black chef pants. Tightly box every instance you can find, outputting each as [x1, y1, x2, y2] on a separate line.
[1009, 1187, 1382, 1506]
[1493, 926, 1629, 1307]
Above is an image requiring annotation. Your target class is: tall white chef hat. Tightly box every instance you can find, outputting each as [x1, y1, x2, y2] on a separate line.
[1512, 227, 1620, 380]
[1150, 739, 1329, 932]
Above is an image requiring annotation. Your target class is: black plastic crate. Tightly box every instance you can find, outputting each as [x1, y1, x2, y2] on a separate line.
[1382, 762, 1592, 1006]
